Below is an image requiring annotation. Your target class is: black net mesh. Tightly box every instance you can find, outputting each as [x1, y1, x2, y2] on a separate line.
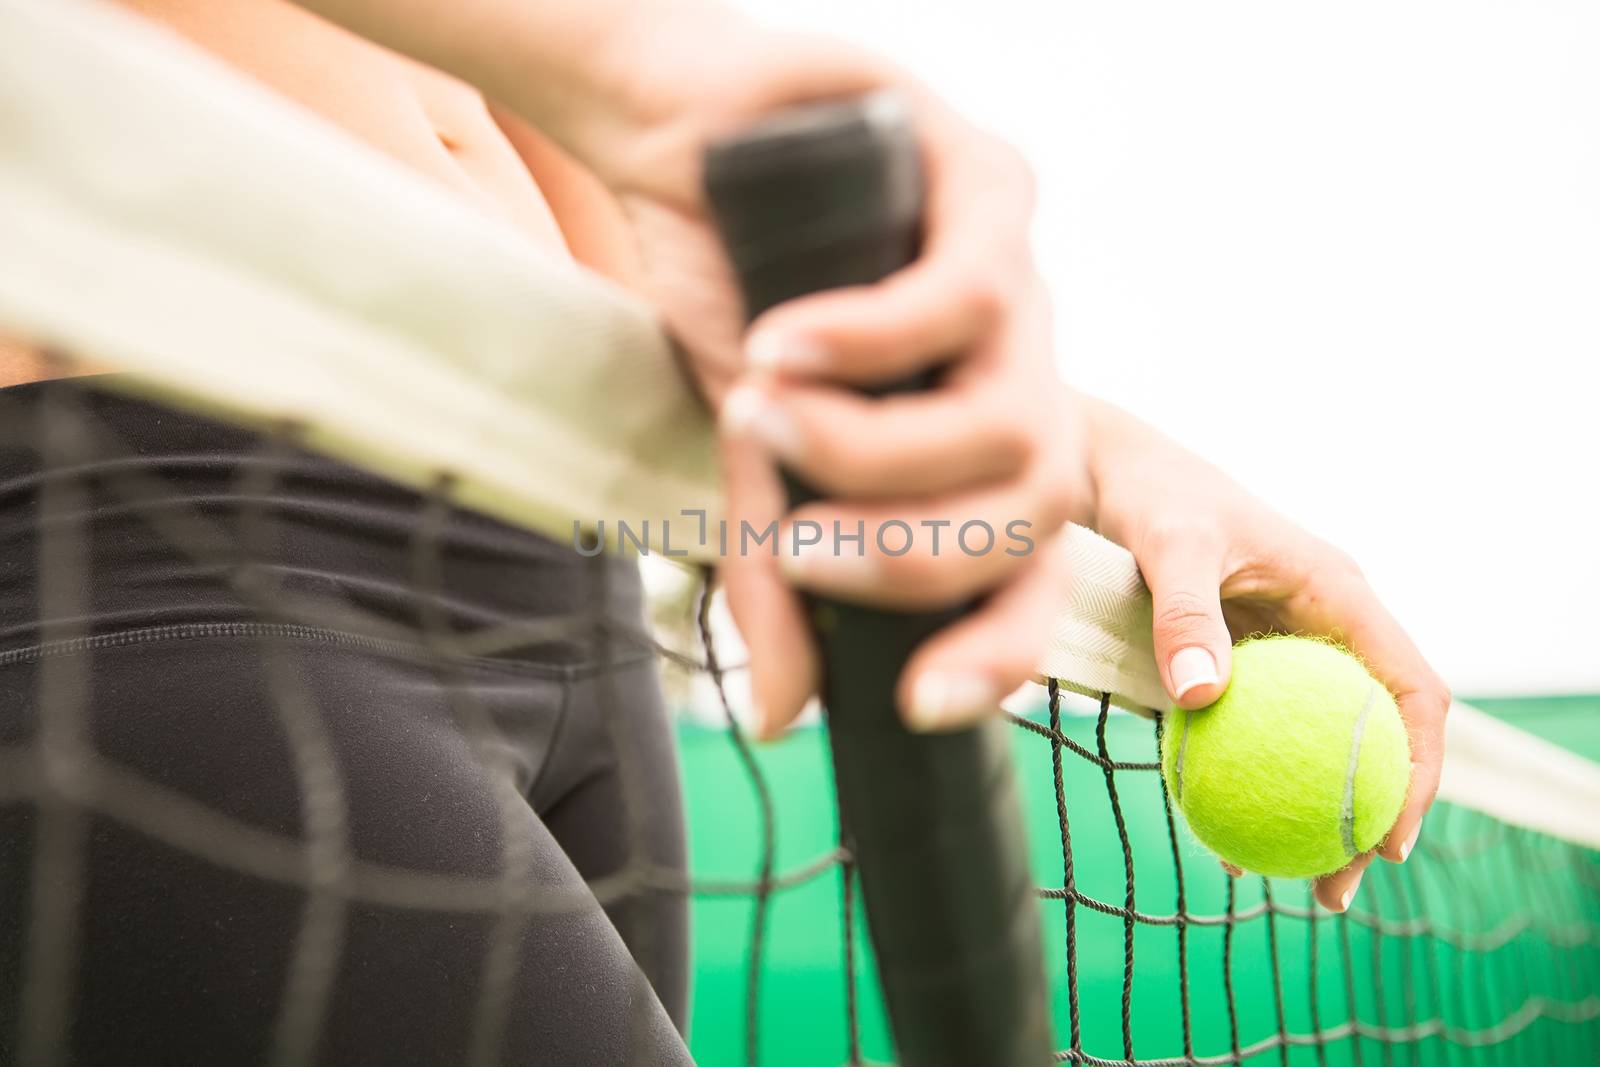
[1, 376, 1597, 1066]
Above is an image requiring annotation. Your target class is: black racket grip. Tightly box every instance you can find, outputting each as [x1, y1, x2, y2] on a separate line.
[705, 94, 1053, 1067]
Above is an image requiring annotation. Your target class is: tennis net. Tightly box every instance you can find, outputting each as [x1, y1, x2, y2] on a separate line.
[669, 620, 1600, 1064]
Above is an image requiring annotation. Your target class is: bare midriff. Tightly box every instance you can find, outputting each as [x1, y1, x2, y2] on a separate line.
[2, 0, 637, 390]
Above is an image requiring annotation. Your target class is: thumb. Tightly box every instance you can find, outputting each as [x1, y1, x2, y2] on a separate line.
[1138, 535, 1233, 709]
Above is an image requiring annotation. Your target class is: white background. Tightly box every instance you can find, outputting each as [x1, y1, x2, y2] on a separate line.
[731, 0, 1600, 695]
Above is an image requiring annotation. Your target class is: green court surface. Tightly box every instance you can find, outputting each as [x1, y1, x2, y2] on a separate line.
[678, 695, 1600, 1066]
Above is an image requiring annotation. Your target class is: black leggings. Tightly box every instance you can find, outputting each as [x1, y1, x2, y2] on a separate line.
[0, 379, 694, 1066]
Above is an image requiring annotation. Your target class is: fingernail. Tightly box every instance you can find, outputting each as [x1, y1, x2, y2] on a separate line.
[1338, 870, 1365, 913]
[746, 329, 830, 374]
[907, 673, 999, 731]
[1169, 647, 1220, 702]
[720, 384, 804, 459]
[777, 536, 877, 585]
[1399, 820, 1422, 862]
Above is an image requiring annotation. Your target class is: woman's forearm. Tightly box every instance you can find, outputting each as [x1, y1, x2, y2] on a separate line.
[291, 0, 735, 162]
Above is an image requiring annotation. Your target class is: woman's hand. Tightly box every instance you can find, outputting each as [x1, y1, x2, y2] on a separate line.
[520, 12, 1093, 738]
[532, 11, 977, 404]
[1082, 395, 1451, 912]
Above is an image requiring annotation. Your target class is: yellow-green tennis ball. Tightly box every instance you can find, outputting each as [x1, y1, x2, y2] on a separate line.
[1160, 636, 1410, 879]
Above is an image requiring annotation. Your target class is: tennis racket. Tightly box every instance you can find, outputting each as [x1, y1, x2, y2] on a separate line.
[704, 94, 1054, 1067]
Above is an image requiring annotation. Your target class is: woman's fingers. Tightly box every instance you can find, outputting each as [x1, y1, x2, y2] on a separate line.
[743, 255, 1008, 383]
[742, 115, 1035, 385]
[719, 406, 1069, 737]
[768, 475, 1067, 611]
[895, 531, 1071, 731]
[721, 377, 1032, 497]
[1309, 572, 1452, 866]
[718, 431, 819, 740]
[1314, 850, 1377, 913]
[1385, 736, 1440, 862]
[1134, 523, 1235, 709]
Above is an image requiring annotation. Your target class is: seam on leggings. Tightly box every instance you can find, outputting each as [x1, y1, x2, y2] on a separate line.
[0, 622, 654, 681]
[525, 668, 581, 807]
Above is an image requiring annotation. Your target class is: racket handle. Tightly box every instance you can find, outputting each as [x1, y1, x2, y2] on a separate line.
[704, 94, 1053, 1067]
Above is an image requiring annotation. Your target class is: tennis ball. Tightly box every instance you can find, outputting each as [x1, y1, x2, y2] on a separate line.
[1160, 636, 1410, 879]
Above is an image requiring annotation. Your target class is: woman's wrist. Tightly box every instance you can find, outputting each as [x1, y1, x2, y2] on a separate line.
[477, 0, 749, 180]
[294, 0, 745, 184]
